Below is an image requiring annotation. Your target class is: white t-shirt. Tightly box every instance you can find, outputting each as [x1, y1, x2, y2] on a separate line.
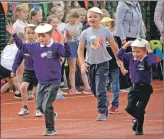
[57, 22, 67, 38]
[1, 43, 18, 70]
[13, 19, 28, 33]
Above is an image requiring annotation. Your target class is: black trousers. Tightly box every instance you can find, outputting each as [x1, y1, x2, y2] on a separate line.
[114, 36, 136, 89]
[125, 83, 153, 126]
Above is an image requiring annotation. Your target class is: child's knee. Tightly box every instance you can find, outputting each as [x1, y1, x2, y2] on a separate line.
[21, 84, 28, 92]
[125, 104, 133, 113]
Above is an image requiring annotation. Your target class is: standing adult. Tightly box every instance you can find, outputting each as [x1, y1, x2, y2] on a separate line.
[114, 1, 145, 89]
[154, 1, 164, 44]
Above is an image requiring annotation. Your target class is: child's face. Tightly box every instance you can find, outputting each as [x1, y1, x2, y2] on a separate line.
[101, 21, 112, 29]
[55, 8, 64, 20]
[50, 19, 58, 29]
[24, 28, 37, 43]
[132, 47, 147, 61]
[70, 17, 78, 24]
[87, 11, 101, 28]
[32, 10, 43, 23]
[18, 7, 29, 20]
[79, 14, 86, 22]
[37, 33, 52, 45]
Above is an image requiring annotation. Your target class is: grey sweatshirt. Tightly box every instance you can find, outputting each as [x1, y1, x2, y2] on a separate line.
[154, 1, 164, 44]
[114, 1, 145, 41]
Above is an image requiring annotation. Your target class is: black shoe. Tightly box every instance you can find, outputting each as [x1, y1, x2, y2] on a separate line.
[14, 93, 22, 99]
[43, 129, 56, 136]
[135, 124, 144, 135]
[135, 130, 144, 135]
[132, 119, 137, 131]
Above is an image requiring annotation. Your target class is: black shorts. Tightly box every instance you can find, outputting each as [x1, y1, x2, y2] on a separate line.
[22, 70, 38, 90]
[0, 64, 11, 80]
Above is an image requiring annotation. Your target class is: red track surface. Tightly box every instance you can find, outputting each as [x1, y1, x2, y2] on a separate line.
[1, 80, 163, 138]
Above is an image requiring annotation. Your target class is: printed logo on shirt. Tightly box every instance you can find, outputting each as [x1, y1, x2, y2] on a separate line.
[47, 50, 53, 58]
[137, 64, 145, 70]
[89, 35, 103, 49]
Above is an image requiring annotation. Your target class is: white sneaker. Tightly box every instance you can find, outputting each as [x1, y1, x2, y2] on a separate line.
[18, 108, 28, 116]
[35, 109, 42, 117]
[58, 89, 68, 95]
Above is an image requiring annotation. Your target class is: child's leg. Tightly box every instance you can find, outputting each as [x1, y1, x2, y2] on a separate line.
[76, 59, 90, 90]
[110, 68, 120, 108]
[135, 91, 151, 134]
[1, 78, 13, 93]
[37, 83, 59, 131]
[95, 62, 109, 117]
[87, 65, 96, 97]
[60, 59, 66, 87]
[124, 89, 138, 118]
[20, 82, 30, 106]
[68, 58, 76, 89]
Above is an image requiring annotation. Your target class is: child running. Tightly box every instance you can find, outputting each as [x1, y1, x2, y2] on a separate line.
[11, 24, 42, 117]
[6, 23, 71, 136]
[78, 7, 121, 120]
[116, 38, 157, 135]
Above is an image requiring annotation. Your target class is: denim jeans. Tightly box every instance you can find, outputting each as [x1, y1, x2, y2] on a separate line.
[108, 68, 120, 108]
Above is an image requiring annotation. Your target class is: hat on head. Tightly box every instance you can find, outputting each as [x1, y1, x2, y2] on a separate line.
[26, 24, 36, 28]
[35, 23, 52, 33]
[101, 17, 114, 23]
[88, 7, 103, 14]
[131, 38, 148, 47]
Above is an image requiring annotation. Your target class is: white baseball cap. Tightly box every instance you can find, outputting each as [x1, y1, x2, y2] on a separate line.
[35, 23, 52, 33]
[88, 7, 103, 14]
[131, 38, 149, 47]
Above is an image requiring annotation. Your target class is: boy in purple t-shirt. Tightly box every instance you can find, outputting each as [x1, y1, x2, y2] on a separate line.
[116, 38, 157, 135]
[6, 23, 71, 136]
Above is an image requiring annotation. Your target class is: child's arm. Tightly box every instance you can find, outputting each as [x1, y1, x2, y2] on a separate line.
[78, 41, 88, 74]
[107, 38, 128, 75]
[118, 60, 128, 75]
[12, 50, 24, 74]
[57, 30, 71, 57]
[145, 43, 158, 68]
[6, 23, 33, 54]
[116, 41, 133, 62]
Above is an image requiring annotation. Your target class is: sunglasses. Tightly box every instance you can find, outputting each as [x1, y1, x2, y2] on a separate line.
[31, 7, 40, 16]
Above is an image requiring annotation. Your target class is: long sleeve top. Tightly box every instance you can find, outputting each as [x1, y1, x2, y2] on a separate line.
[116, 48, 157, 84]
[12, 33, 71, 84]
[154, 1, 164, 43]
[12, 50, 34, 73]
[114, 1, 145, 41]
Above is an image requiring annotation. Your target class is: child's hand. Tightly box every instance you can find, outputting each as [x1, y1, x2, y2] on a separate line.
[120, 66, 128, 76]
[81, 63, 88, 74]
[6, 23, 16, 35]
[122, 40, 127, 46]
[122, 41, 134, 49]
[11, 72, 16, 78]
[146, 43, 152, 53]
[116, 59, 128, 75]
